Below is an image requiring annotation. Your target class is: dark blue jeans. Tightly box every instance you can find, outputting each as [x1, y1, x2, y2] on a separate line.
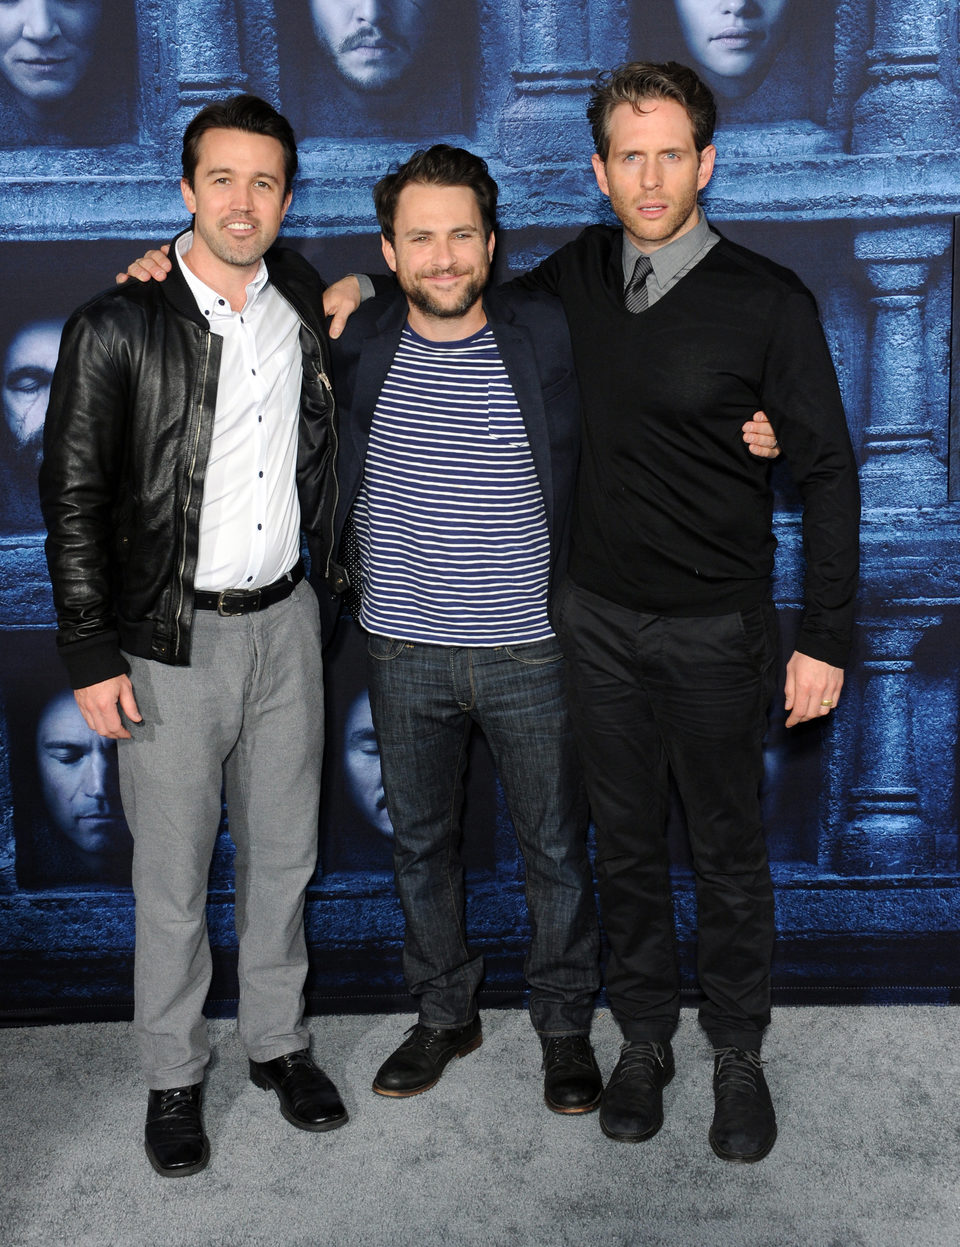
[366, 633, 600, 1036]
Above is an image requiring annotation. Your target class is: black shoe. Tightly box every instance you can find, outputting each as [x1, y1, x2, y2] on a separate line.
[709, 1047, 777, 1163]
[599, 1040, 675, 1142]
[372, 1017, 482, 1097]
[249, 1050, 348, 1132]
[144, 1084, 209, 1177]
[541, 1035, 602, 1114]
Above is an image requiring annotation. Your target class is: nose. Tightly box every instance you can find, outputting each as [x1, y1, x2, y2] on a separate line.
[21, 0, 61, 42]
[82, 745, 111, 800]
[721, 0, 752, 15]
[351, 1, 387, 23]
[230, 181, 254, 212]
[640, 161, 662, 191]
[432, 235, 456, 268]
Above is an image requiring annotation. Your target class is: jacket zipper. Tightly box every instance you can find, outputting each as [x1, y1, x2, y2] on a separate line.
[174, 332, 212, 657]
[298, 319, 340, 580]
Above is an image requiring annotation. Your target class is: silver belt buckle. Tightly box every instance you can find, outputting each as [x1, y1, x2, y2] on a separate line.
[217, 589, 256, 617]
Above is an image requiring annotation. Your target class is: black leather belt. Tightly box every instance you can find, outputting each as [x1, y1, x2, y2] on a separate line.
[194, 560, 304, 617]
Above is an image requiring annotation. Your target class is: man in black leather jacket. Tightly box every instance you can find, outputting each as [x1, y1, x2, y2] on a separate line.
[40, 95, 347, 1178]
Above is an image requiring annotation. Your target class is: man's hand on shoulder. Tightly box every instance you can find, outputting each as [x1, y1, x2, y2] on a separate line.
[784, 652, 843, 729]
[742, 411, 780, 460]
[323, 275, 362, 338]
[75, 675, 142, 739]
[115, 244, 172, 285]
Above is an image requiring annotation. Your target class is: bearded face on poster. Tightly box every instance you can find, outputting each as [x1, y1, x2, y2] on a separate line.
[278, 0, 475, 139]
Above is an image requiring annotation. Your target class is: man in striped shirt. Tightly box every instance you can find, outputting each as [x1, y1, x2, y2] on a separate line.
[329, 146, 605, 1114]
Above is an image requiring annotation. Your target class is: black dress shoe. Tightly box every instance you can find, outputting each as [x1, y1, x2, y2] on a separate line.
[541, 1035, 602, 1114]
[373, 1016, 482, 1097]
[709, 1047, 777, 1163]
[599, 1040, 675, 1142]
[249, 1050, 348, 1132]
[144, 1084, 209, 1177]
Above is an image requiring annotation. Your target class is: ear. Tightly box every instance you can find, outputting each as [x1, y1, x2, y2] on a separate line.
[591, 152, 610, 198]
[486, 231, 495, 263]
[381, 234, 398, 273]
[697, 144, 717, 192]
[279, 190, 292, 222]
[180, 178, 196, 215]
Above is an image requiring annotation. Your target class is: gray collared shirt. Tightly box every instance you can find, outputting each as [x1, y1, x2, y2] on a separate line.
[621, 209, 719, 307]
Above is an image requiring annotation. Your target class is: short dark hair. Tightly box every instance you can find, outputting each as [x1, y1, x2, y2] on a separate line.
[373, 145, 498, 245]
[181, 94, 298, 198]
[587, 61, 717, 161]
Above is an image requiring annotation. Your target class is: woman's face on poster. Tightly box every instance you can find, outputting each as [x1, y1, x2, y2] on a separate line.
[0, 0, 102, 106]
[2, 318, 62, 448]
[673, 0, 792, 98]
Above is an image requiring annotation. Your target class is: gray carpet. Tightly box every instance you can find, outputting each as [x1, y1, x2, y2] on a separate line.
[1, 1006, 958, 1247]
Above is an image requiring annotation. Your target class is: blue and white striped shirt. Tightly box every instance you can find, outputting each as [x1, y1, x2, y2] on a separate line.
[355, 324, 553, 646]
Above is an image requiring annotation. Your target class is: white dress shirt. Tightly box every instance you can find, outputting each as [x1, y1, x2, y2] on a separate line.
[175, 232, 302, 592]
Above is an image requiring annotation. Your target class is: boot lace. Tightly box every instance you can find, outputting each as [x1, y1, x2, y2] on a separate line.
[608, 1041, 668, 1089]
[713, 1047, 766, 1099]
[542, 1034, 593, 1071]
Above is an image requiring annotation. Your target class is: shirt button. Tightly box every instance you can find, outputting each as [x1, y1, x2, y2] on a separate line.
[257, 524, 262, 531]
[258, 471, 263, 478]
[251, 369, 256, 376]
[246, 576, 253, 583]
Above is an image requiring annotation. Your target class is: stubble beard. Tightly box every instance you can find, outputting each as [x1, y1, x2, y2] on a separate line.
[403, 268, 488, 321]
[197, 216, 272, 269]
[613, 187, 700, 252]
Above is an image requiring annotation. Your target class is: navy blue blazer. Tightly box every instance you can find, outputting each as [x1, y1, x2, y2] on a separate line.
[319, 283, 581, 641]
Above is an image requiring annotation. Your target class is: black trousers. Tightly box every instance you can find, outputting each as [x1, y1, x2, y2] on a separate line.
[557, 579, 778, 1050]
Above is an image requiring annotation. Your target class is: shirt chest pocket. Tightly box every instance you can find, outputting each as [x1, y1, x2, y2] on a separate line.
[485, 380, 527, 446]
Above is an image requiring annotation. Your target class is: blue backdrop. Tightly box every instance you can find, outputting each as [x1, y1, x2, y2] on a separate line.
[1, 0, 959, 1021]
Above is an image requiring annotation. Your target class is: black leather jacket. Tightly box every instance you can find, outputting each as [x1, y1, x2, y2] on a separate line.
[40, 236, 340, 689]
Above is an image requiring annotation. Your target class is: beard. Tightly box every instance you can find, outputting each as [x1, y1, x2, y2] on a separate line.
[195, 215, 272, 269]
[401, 267, 488, 321]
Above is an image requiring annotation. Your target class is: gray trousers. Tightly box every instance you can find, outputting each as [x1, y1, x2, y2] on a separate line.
[118, 580, 324, 1089]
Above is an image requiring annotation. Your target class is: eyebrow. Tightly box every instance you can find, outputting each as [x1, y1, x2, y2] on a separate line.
[205, 167, 280, 182]
[5, 365, 53, 382]
[402, 223, 481, 237]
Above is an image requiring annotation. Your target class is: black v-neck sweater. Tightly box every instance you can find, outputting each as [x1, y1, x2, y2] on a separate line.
[512, 225, 860, 668]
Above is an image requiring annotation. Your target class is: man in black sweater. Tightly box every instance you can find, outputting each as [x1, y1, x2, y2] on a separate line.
[507, 62, 859, 1162]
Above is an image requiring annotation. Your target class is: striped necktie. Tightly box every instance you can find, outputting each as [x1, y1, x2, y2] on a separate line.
[624, 254, 653, 313]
